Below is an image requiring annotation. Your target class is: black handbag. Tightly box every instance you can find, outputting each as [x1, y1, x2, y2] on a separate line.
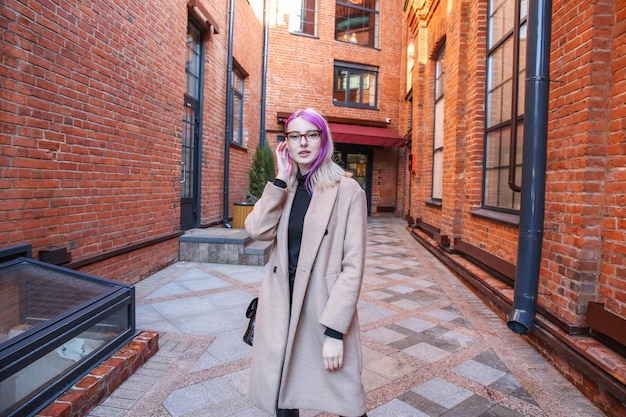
[243, 297, 258, 346]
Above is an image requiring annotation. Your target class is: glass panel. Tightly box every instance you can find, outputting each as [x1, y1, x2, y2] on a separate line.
[345, 153, 367, 190]
[0, 262, 113, 342]
[434, 47, 445, 148]
[406, 35, 415, 92]
[231, 71, 244, 144]
[484, 127, 520, 210]
[488, 0, 515, 47]
[516, 121, 524, 164]
[432, 150, 443, 199]
[0, 307, 128, 416]
[335, 0, 379, 48]
[364, 73, 376, 106]
[333, 68, 348, 103]
[181, 107, 194, 198]
[289, 0, 317, 35]
[186, 24, 201, 98]
[233, 94, 242, 144]
[485, 128, 508, 169]
[487, 37, 513, 127]
[512, 178, 521, 209]
[520, 0, 528, 20]
[348, 73, 361, 104]
[498, 171, 514, 207]
[517, 22, 527, 116]
[435, 48, 445, 99]
[434, 98, 444, 149]
[484, 167, 500, 207]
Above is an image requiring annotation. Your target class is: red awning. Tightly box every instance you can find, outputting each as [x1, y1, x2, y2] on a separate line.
[328, 123, 406, 147]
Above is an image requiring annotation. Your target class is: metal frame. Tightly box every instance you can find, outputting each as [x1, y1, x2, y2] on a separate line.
[0, 257, 136, 417]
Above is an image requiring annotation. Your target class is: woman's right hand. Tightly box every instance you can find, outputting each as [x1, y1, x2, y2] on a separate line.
[275, 141, 292, 182]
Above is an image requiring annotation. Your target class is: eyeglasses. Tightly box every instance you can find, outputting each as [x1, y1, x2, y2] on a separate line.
[285, 130, 322, 143]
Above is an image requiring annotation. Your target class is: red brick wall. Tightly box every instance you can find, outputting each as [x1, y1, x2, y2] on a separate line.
[602, 1, 626, 319]
[543, 0, 620, 324]
[0, 0, 186, 281]
[0, 0, 262, 282]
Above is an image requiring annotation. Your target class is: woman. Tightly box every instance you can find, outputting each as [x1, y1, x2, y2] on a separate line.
[245, 108, 368, 417]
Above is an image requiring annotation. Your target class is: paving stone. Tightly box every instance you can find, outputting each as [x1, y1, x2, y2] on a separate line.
[86, 218, 605, 417]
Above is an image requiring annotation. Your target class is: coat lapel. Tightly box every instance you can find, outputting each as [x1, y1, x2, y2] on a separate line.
[297, 183, 339, 275]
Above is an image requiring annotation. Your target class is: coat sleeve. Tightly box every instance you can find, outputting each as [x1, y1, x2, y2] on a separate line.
[245, 181, 289, 241]
[318, 185, 367, 334]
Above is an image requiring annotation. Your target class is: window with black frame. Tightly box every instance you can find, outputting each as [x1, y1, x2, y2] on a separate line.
[432, 45, 445, 201]
[335, 0, 379, 48]
[333, 61, 378, 109]
[484, 0, 527, 211]
[289, 0, 318, 36]
[231, 68, 245, 146]
[181, 21, 203, 230]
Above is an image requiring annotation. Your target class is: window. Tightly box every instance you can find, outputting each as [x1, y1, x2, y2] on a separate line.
[333, 61, 378, 108]
[432, 45, 445, 201]
[289, 0, 318, 36]
[335, 0, 379, 48]
[483, 0, 527, 211]
[406, 33, 415, 93]
[185, 24, 202, 100]
[182, 22, 202, 207]
[231, 68, 245, 145]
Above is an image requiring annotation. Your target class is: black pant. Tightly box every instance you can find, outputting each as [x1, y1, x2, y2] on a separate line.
[276, 409, 299, 417]
[276, 410, 366, 417]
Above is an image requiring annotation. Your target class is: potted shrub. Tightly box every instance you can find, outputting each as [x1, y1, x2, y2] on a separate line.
[233, 143, 275, 228]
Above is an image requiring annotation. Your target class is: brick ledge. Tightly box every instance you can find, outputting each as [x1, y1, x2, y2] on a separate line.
[35, 331, 159, 417]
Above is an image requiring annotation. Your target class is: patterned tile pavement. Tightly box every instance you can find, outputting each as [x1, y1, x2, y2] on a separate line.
[87, 217, 606, 417]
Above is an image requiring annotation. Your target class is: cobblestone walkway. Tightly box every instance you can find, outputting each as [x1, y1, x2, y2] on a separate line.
[88, 217, 605, 417]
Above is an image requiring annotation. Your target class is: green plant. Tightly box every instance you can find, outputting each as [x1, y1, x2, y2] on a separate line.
[245, 143, 275, 203]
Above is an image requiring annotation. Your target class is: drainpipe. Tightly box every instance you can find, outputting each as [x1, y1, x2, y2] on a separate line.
[222, 0, 235, 228]
[259, 0, 269, 148]
[507, 0, 553, 335]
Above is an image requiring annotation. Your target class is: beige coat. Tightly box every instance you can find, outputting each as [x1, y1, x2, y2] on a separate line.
[245, 175, 367, 417]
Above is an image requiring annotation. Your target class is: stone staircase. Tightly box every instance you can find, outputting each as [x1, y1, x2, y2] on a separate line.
[179, 228, 272, 266]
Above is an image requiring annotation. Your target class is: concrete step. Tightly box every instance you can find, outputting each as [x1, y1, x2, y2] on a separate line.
[179, 228, 272, 265]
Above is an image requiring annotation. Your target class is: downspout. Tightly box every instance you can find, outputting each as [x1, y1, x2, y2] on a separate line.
[507, 0, 553, 334]
[259, 0, 269, 148]
[222, 0, 235, 228]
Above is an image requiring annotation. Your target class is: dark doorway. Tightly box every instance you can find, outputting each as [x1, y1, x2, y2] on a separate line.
[334, 145, 373, 216]
[180, 96, 199, 230]
[181, 21, 204, 230]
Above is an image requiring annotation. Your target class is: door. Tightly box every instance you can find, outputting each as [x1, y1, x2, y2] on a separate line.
[181, 21, 204, 230]
[335, 145, 372, 216]
[180, 97, 199, 229]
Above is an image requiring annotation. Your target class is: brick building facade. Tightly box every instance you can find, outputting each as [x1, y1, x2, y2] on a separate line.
[2, 0, 625, 414]
[402, 0, 626, 414]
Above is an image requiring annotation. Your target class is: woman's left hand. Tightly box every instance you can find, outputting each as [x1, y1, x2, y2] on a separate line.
[322, 336, 344, 372]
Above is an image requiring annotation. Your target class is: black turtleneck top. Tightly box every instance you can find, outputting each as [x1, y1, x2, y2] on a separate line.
[287, 171, 311, 274]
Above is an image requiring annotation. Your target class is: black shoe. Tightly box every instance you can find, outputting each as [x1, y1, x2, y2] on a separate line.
[276, 408, 299, 417]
